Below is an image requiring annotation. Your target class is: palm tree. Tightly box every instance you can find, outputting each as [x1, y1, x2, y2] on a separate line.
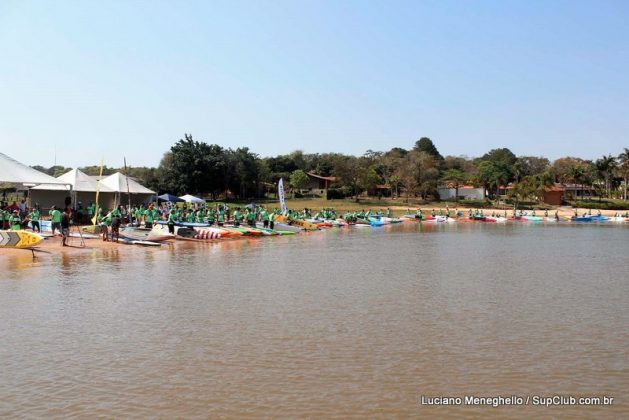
[566, 165, 585, 200]
[595, 155, 617, 198]
[618, 148, 629, 201]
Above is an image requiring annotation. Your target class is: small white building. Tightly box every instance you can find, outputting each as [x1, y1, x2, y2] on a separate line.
[438, 185, 486, 200]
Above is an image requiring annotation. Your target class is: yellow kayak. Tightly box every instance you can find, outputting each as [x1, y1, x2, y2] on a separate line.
[0, 230, 44, 248]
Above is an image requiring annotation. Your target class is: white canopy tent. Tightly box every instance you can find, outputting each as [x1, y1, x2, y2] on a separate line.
[99, 172, 156, 207]
[30, 169, 116, 211]
[0, 152, 69, 187]
[179, 194, 206, 204]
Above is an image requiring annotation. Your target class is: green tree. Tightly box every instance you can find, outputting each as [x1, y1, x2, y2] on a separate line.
[414, 137, 443, 160]
[617, 148, 629, 201]
[289, 169, 309, 197]
[595, 154, 617, 198]
[440, 169, 468, 202]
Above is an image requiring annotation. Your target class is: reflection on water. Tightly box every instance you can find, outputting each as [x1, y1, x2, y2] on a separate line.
[0, 223, 628, 418]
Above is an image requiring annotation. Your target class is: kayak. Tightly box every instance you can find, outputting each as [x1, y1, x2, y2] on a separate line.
[422, 216, 455, 223]
[520, 216, 544, 222]
[609, 217, 628, 222]
[485, 216, 508, 223]
[120, 238, 161, 246]
[571, 215, 609, 222]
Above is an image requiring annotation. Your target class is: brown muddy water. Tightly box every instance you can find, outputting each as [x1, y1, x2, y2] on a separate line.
[1, 222, 628, 418]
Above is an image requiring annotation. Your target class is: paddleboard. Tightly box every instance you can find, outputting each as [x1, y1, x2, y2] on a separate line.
[0, 230, 45, 248]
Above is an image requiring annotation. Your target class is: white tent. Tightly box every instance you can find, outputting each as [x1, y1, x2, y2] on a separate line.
[179, 194, 205, 204]
[100, 172, 155, 194]
[0, 152, 69, 186]
[100, 172, 155, 207]
[31, 169, 114, 192]
[30, 169, 116, 211]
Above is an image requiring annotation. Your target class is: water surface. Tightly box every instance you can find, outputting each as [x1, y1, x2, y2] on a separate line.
[1, 223, 627, 418]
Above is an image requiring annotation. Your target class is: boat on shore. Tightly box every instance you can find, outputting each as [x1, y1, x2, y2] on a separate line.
[120, 227, 175, 242]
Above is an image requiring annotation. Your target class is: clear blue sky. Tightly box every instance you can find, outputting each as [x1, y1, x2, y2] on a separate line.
[1, 0, 627, 168]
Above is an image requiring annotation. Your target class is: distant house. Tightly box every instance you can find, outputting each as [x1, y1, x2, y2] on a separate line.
[305, 172, 337, 196]
[438, 185, 485, 200]
[367, 184, 392, 197]
[543, 185, 564, 205]
[542, 183, 595, 205]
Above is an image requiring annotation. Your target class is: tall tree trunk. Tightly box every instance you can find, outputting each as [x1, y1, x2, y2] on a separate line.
[625, 176, 628, 201]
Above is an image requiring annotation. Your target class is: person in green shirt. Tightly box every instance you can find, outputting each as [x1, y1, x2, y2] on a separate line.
[50, 206, 62, 236]
[167, 209, 176, 234]
[186, 211, 194, 223]
[260, 208, 269, 228]
[29, 208, 41, 232]
[246, 208, 255, 227]
[10, 210, 22, 230]
[143, 206, 154, 228]
[207, 208, 215, 225]
[217, 206, 225, 226]
[232, 208, 242, 227]
[195, 209, 204, 224]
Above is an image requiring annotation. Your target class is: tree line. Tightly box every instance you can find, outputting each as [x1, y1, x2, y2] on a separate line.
[32, 134, 629, 203]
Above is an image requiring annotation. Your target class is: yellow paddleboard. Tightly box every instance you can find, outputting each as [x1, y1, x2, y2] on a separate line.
[0, 230, 44, 248]
[275, 216, 318, 231]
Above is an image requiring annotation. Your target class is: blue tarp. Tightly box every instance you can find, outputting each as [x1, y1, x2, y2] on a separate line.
[157, 193, 185, 203]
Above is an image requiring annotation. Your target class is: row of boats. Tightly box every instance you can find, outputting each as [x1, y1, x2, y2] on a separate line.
[98, 212, 628, 246]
